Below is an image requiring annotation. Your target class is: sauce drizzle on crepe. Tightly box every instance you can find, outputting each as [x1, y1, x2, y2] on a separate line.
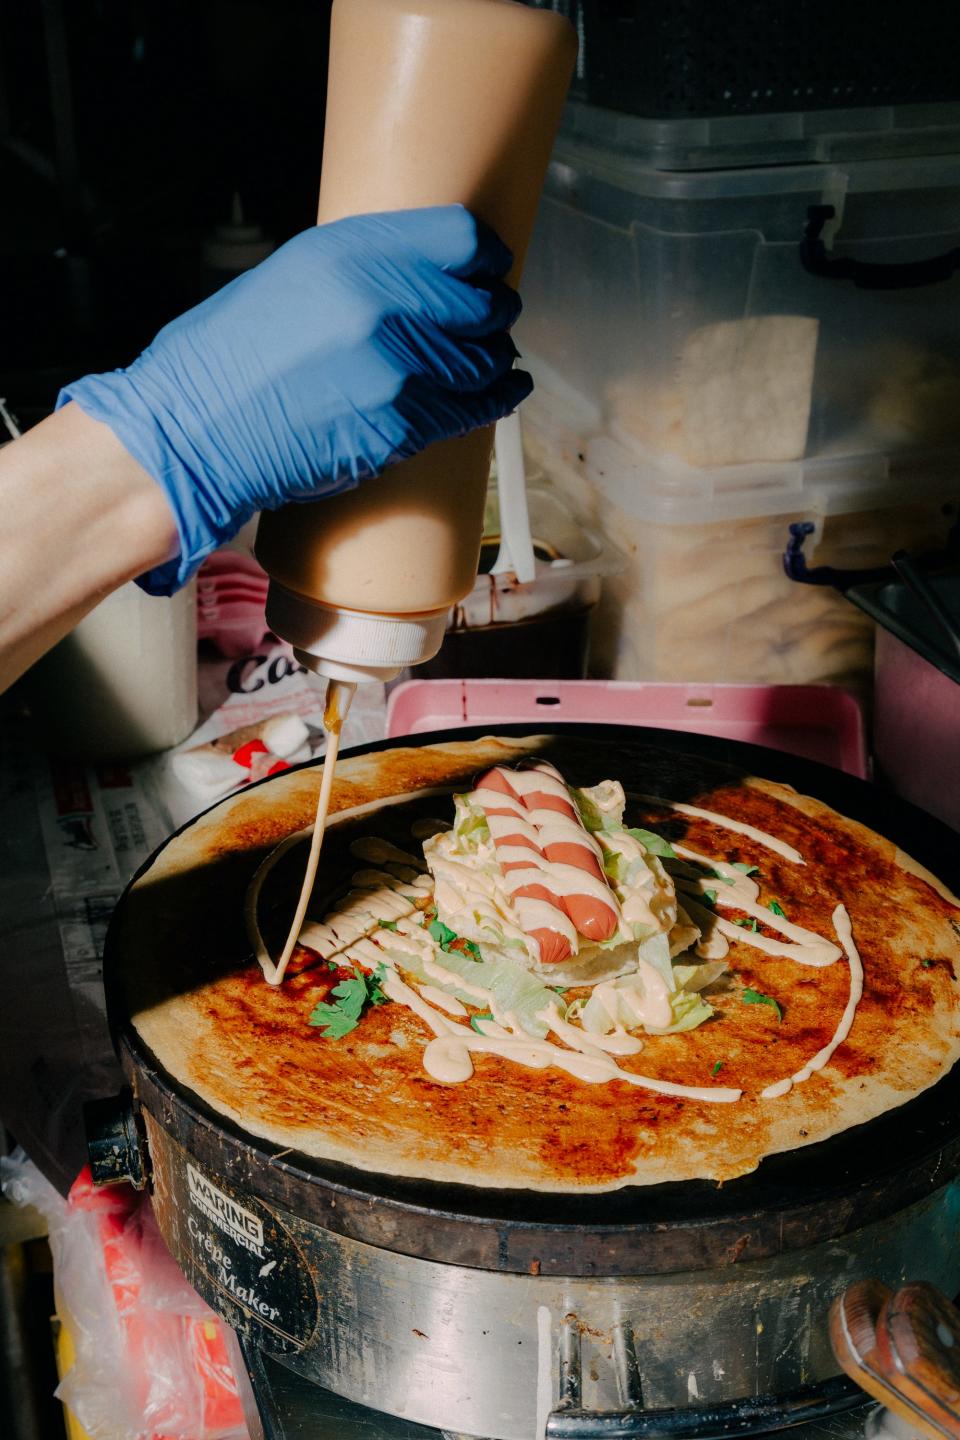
[247, 766, 865, 1106]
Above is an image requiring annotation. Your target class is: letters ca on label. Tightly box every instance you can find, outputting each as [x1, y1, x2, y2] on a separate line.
[227, 653, 306, 694]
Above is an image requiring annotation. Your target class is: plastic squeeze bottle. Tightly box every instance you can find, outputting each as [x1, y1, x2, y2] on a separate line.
[255, 0, 577, 686]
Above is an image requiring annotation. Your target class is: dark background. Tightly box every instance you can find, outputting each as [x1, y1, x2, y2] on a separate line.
[1, 0, 334, 422]
[5, 0, 960, 428]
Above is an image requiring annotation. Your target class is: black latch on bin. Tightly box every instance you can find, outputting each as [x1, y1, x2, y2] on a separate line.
[801, 205, 960, 291]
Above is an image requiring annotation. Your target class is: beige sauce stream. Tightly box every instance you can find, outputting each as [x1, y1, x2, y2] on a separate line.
[266, 679, 356, 986]
[760, 905, 864, 1100]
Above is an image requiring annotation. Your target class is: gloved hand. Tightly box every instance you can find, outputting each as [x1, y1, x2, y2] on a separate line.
[59, 205, 531, 595]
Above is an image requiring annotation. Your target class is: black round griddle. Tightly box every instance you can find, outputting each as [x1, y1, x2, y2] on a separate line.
[105, 723, 960, 1277]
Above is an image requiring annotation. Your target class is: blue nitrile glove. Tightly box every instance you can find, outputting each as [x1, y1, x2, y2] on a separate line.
[58, 205, 531, 595]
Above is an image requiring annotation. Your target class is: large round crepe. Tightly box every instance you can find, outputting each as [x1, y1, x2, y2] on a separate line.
[113, 734, 960, 1191]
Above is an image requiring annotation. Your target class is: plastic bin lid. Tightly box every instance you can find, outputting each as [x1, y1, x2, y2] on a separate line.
[845, 574, 960, 684]
[560, 97, 960, 173]
[550, 129, 960, 203]
[522, 382, 960, 527]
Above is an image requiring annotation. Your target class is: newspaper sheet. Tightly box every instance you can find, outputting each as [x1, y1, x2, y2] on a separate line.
[0, 645, 386, 1191]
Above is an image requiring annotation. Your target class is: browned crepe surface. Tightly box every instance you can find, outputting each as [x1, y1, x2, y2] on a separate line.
[114, 735, 960, 1191]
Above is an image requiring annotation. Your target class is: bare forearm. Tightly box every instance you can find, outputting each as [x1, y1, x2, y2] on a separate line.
[0, 402, 177, 692]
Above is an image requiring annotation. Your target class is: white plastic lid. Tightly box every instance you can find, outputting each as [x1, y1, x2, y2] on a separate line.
[265, 581, 449, 683]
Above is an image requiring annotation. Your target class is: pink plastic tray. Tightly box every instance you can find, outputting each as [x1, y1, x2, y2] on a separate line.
[385, 680, 868, 778]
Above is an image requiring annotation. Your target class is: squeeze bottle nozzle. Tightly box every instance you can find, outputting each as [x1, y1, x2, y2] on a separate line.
[266, 580, 448, 684]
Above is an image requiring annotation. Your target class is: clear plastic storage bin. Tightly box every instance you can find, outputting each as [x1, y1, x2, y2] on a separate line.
[516, 113, 960, 693]
[521, 400, 957, 696]
[518, 131, 960, 472]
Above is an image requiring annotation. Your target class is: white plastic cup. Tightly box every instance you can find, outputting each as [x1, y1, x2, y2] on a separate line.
[25, 580, 199, 760]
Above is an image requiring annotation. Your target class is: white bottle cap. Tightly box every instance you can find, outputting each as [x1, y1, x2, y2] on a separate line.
[265, 581, 449, 683]
[203, 192, 275, 273]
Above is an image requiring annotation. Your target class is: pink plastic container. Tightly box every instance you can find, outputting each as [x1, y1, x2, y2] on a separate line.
[873, 628, 959, 828]
[385, 679, 868, 778]
[196, 550, 270, 657]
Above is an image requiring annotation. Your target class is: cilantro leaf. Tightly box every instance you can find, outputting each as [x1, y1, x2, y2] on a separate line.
[377, 918, 399, 932]
[734, 917, 759, 932]
[368, 962, 390, 1006]
[470, 1011, 494, 1034]
[626, 827, 676, 860]
[552, 986, 567, 995]
[767, 900, 787, 918]
[428, 918, 482, 961]
[309, 965, 392, 1038]
[703, 888, 718, 906]
[733, 863, 759, 876]
[308, 1003, 362, 1039]
[742, 987, 782, 1022]
[711, 1059, 724, 1076]
[330, 975, 368, 1016]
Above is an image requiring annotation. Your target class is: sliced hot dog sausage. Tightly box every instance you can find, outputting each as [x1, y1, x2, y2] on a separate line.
[517, 764, 620, 943]
[471, 767, 575, 963]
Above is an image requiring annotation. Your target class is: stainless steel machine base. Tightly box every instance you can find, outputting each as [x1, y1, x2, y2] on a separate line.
[140, 1107, 960, 1440]
[230, 1333, 877, 1440]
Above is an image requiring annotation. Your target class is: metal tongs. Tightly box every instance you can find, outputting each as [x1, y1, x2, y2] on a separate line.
[831, 1280, 960, 1440]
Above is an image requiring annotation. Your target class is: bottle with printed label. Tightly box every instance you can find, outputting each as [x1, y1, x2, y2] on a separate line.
[255, 0, 577, 683]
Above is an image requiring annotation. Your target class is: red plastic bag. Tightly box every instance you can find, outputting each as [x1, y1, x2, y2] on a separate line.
[2, 1152, 248, 1440]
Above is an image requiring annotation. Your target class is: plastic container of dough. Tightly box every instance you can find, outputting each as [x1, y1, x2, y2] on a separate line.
[518, 120, 960, 475]
[520, 402, 957, 695]
[512, 101, 960, 692]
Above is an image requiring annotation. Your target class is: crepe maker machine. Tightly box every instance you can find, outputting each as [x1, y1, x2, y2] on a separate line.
[88, 726, 960, 1440]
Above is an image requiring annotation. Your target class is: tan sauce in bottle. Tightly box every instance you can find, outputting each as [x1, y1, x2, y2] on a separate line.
[254, 0, 578, 616]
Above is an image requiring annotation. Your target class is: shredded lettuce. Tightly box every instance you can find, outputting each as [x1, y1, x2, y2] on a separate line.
[637, 931, 673, 987]
[600, 840, 652, 896]
[573, 973, 714, 1038]
[638, 937, 724, 1031]
[390, 939, 555, 1039]
[673, 960, 727, 993]
[625, 826, 676, 860]
[595, 834, 677, 941]
[579, 988, 619, 1034]
[601, 845, 631, 888]
[571, 780, 626, 833]
[423, 797, 525, 956]
[572, 782, 674, 860]
[565, 934, 724, 1038]
[450, 793, 491, 850]
[646, 988, 714, 1034]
